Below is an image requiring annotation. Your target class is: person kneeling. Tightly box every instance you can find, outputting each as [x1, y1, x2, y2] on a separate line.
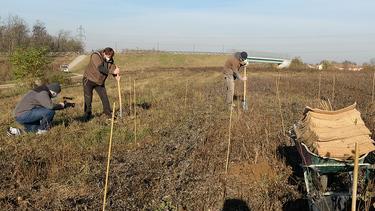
[8, 83, 67, 136]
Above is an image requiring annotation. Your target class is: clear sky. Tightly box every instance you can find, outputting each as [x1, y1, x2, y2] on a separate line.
[1, 0, 375, 64]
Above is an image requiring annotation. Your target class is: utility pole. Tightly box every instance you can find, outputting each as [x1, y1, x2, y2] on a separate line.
[77, 25, 86, 53]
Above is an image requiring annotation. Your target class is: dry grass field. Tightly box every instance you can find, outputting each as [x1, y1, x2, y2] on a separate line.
[0, 53, 374, 210]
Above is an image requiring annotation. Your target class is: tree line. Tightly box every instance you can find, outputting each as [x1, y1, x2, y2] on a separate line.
[0, 15, 84, 53]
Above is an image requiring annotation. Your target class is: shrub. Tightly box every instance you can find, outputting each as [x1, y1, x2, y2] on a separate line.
[10, 47, 51, 86]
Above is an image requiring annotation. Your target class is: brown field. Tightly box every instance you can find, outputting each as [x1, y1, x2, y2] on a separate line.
[0, 53, 374, 210]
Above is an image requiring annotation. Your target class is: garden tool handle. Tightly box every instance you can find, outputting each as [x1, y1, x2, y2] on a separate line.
[243, 66, 247, 101]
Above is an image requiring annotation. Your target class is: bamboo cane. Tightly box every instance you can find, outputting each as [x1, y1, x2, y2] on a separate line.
[225, 104, 234, 174]
[351, 142, 359, 211]
[332, 74, 336, 103]
[102, 102, 116, 211]
[117, 78, 122, 118]
[276, 73, 285, 134]
[133, 80, 137, 142]
[372, 72, 375, 103]
[184, 81, 188, 108]
[318, 73, 321, 100]
[129, 77, 132, 115]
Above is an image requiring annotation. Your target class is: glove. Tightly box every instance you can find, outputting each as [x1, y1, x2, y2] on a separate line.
[240, 60, 249, 66]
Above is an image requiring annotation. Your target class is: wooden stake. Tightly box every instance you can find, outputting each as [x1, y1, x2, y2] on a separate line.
[372, 72, 375, 103]
[276, 73, 285, 134]
[117, 78, 122, 118]
[332, 74, 336, 104]
[225, 104, 234, 174]
[133, 80, 137, 142]
[129, 77, 132, 115]
[318, 73, 321, 100]
[102, 102, 116, 211]
[351, 142, 359, 211]
[184, 81, 188, 108]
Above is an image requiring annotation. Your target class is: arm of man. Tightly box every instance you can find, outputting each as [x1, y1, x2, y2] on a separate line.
[232, 63, 244, 81]
[35, 92, 64, 110]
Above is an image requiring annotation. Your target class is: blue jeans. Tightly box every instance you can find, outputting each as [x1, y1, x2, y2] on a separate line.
[16, 107, 55, 132]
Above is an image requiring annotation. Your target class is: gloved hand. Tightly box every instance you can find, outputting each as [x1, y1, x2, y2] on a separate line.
[240, 60, 249, 66]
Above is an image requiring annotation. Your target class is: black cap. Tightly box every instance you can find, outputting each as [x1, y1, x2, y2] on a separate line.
[46, 83, 61, 94]
[240, 51, 248, 60]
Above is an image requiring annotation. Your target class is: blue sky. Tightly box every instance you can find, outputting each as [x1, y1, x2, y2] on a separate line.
[1, 0, 375, 63]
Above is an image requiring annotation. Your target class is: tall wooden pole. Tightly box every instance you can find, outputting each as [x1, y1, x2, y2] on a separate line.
[117, 78, 122, 118]
[102, 102, 116, 211]
[351, 142, 359, 211]
[372, 72, 375, 103]
[133, 80, 137, 142]
[225, 104, 234, 174]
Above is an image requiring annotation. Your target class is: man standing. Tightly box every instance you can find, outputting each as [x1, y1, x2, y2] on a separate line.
[8, 83, 67, 135]
[223, 51, 248, 106]
[82, 47, 120, 121]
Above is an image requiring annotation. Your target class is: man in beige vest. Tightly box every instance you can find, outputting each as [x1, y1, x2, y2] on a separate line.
[223, 51, 248, 106]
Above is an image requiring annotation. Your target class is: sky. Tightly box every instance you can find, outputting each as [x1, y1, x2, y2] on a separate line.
[1, 0, 375, 64]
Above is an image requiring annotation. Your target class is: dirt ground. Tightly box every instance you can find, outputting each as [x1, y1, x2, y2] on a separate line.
[0, 66, 374, 210]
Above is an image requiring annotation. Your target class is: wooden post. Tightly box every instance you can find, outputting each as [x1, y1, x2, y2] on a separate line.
[102, 102, 116, 211]
[117, 78, 122, 118]
[318, 73, 321, 100]
[133, 80, 137, 142]
[225, 104, 234, 174]
[351, 142, 359, 211]
[372, 72, 375, 103]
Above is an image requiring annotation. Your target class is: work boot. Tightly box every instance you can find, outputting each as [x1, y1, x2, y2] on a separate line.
[82, 112, 93, 122]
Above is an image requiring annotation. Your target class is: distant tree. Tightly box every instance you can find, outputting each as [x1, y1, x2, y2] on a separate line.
[52, 30, 83, 52]
[342, 60, 356, 70]
[31, 20, 52, 49]
[3, 15, 29, 53]
[10, 47, 51, 83]
[370, 58, 375, 65]
[320, 60, 333, 70]
[289, 57, 307, 70]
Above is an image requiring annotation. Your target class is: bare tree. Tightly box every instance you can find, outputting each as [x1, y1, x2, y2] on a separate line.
[4, 15, 29, 53]
[31, 20, 52, 48]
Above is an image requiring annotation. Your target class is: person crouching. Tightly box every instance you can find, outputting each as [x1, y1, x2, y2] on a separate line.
[8, 83, 66, 136]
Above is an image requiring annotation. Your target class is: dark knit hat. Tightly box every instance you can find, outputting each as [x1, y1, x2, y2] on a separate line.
[46, 83, 61, 94]
[240, 51, 248, 60]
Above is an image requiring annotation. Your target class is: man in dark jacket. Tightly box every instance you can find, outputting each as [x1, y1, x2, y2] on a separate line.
[82, 47, 120, 121]
[8, 83, 67, 135]
[223, 51, 248, 106]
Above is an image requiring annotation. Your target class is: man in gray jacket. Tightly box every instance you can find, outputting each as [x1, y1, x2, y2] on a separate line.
[8, 83, 67, 136]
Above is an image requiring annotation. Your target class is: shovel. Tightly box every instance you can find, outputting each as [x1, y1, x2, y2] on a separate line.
[116, 74, 123, 118]
[241, 66, 248, 110]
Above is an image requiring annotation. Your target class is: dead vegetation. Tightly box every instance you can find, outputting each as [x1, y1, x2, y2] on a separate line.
[0, 64, 374, 210]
